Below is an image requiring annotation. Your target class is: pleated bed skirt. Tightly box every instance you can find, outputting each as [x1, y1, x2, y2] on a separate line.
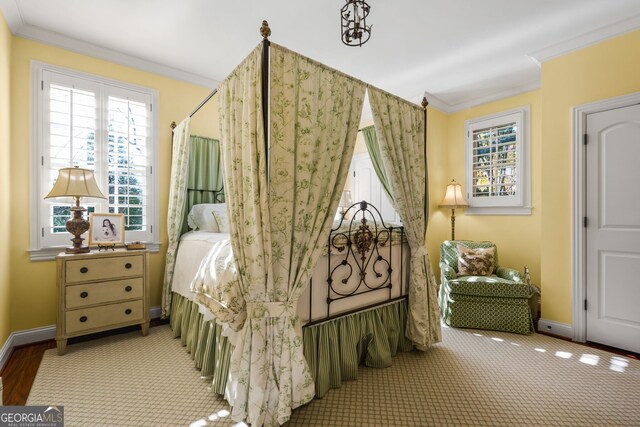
[169, 292, 413, 398]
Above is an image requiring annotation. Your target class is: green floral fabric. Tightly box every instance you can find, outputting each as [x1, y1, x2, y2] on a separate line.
[216, 43, 366, 427]
[161, 118, 191, 318]
[368, 87, 441, 351]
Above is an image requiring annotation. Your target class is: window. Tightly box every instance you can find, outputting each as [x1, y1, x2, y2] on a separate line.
[464, 106, 531, 215]
[30, 63, 159, 260]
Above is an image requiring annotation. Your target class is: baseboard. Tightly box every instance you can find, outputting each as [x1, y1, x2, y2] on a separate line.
[0, 333, 15, 374]
[537, 318, 573, 339]
[0, 306, 162, 372]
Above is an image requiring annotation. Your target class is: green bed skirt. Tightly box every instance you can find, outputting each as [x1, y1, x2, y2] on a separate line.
[170, 293, 413, 398]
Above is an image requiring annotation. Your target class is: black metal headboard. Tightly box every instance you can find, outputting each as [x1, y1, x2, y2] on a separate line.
[186, 187, 225, 210]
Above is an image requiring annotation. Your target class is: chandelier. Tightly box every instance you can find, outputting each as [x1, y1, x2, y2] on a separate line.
[340, 0, 372, 47]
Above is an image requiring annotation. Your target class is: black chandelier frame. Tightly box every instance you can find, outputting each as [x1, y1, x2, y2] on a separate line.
[340, 0, 372, 47]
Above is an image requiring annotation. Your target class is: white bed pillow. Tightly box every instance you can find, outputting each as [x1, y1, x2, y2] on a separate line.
[187, 203, 227, 232]
[212, 209, 230, 233]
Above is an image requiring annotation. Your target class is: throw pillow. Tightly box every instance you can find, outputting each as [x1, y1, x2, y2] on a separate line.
[457, 245, 495, 276]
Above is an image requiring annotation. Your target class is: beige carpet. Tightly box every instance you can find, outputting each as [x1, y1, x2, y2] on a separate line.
[27, 325, 640, 426]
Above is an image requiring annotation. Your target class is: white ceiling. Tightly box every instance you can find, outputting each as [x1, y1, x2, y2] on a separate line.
[2, 0, 640, 112]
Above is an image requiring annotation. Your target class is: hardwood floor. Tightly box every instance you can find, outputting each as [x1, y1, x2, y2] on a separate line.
[2, 322, 637, 407]
[1, 340, 56, 405]
[0, 318, 168, 406]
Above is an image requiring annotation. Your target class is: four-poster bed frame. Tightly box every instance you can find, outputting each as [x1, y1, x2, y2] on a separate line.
[165, 20, 436, 427]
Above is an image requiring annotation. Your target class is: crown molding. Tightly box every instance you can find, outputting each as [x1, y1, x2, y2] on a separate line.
[0, 0, 23, 32]
[426, 80, 540, 114]
[12, 22, 219, 89]
[528, 13, 640, 66]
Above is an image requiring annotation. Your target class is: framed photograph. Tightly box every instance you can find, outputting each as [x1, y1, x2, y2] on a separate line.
[89, 213, 125, 246]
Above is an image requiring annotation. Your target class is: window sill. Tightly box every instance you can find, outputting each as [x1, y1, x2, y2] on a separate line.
[28, 242, 161, 261]
[464, 206, 532, 216]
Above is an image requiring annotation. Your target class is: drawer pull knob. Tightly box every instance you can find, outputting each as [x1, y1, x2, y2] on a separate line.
[125, 285, 132, 292]
[125, 309, 132, 315]
[80, 267, 89, 274]
[125, 263, 132, 269]
[80, 291, 88, 298]
[80, 316, 88, 322]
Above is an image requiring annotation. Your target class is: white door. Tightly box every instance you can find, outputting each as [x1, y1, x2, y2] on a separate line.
[586, 104, 640, 353]
[349, 153, 399, 223]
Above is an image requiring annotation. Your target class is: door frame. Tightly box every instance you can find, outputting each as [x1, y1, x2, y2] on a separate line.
[571, 91, 640, 343]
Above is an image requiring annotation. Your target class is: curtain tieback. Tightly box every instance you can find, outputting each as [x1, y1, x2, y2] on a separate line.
[246, 301, 297, 319]
[413, 246, 428, 258]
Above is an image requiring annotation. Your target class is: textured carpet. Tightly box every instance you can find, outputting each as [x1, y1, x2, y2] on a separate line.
[27, 325, 640, 426]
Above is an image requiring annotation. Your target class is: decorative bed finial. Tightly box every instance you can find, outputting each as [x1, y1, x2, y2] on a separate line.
[421, 96, 429, 109]
[170, 121, 177, 130]
[260, 20, 271, 39]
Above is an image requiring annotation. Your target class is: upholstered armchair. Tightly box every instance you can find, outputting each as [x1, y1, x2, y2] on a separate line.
[438, 240, 534, 334]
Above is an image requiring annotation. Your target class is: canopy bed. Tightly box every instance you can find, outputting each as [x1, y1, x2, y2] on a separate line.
[162, 21, 441, 427]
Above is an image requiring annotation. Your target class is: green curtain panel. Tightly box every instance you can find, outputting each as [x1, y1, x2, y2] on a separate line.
[161, 118, 191, 318]
[361, 125, 393, 203]
[181, 135, 224, 235]
[367, 87, 442, 351]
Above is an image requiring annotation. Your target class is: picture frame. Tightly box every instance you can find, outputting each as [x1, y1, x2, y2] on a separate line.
[88, 213, 125, 246]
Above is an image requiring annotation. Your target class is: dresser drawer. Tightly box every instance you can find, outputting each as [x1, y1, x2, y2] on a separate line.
[66, 254, 144, 283]
[66, 278, 144, 309]
[65, 300, 143, 334]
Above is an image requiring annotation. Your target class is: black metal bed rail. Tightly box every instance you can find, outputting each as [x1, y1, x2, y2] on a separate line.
[304, 200, 407, 328]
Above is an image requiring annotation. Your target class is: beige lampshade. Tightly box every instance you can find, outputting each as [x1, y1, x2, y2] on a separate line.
[45, 166, 107, 200]
[339, 190, 353, 208]
[439, 179, 469, 209]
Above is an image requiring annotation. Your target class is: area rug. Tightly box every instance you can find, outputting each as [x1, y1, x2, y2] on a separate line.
[27, 325, 640, 426]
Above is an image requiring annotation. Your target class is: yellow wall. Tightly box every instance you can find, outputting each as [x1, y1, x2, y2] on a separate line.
[540, 30, 640, 324]
[0, 11, 12, 345]
[3, 22, 639, 337]
[438, 91, 542, 288]
[9, 37, 217, 331]
[425, 106, 451, 273]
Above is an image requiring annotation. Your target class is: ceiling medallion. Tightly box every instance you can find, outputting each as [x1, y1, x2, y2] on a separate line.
[340, 0, 371, 47]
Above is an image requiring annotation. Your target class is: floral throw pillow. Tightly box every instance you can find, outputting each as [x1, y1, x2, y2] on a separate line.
[457, 245, 495, 276]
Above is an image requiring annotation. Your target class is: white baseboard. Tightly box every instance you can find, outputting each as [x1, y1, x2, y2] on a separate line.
[0, 306, 162, 371]
[537, 318, 573, 339]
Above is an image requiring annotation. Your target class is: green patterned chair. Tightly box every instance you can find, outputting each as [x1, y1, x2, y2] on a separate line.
[438, 240, 534, 334]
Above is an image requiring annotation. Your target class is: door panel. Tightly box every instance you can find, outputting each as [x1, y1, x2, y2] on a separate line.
[586, 104, 640, 353]
[349, 153, 400, 223]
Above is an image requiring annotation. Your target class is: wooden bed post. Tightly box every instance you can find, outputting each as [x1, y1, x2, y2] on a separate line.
[422, 96, 429, 227]
[260, 20, 271, 188]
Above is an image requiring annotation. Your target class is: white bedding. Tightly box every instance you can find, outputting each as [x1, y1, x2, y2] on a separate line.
[171, 229, 408, 324]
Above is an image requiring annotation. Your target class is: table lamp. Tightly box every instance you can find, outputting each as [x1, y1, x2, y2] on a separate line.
[45, 166, 107, 253]
[339, 190, 353, 217]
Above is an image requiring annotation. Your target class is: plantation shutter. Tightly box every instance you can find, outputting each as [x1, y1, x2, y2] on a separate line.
[465, 110, 525, 209]
[106, 90, 151, 235]
[40, 69, 153, 248]
[471, 120, 517, 198]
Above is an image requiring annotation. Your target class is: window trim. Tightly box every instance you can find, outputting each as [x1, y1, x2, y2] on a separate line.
[464, 105, 531, 215]
[29, 61, 160, 260]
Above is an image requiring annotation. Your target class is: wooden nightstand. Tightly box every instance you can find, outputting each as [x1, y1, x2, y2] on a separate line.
[55, 249, 149, 355]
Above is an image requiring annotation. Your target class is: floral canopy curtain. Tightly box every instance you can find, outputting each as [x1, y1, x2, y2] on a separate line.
[217, 43, 365, 426]
[368, 87, 442, 350]
[161, 117, 191, 317]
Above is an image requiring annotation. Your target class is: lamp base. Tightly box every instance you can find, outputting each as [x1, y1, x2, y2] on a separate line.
[66, 206, 91, 253]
